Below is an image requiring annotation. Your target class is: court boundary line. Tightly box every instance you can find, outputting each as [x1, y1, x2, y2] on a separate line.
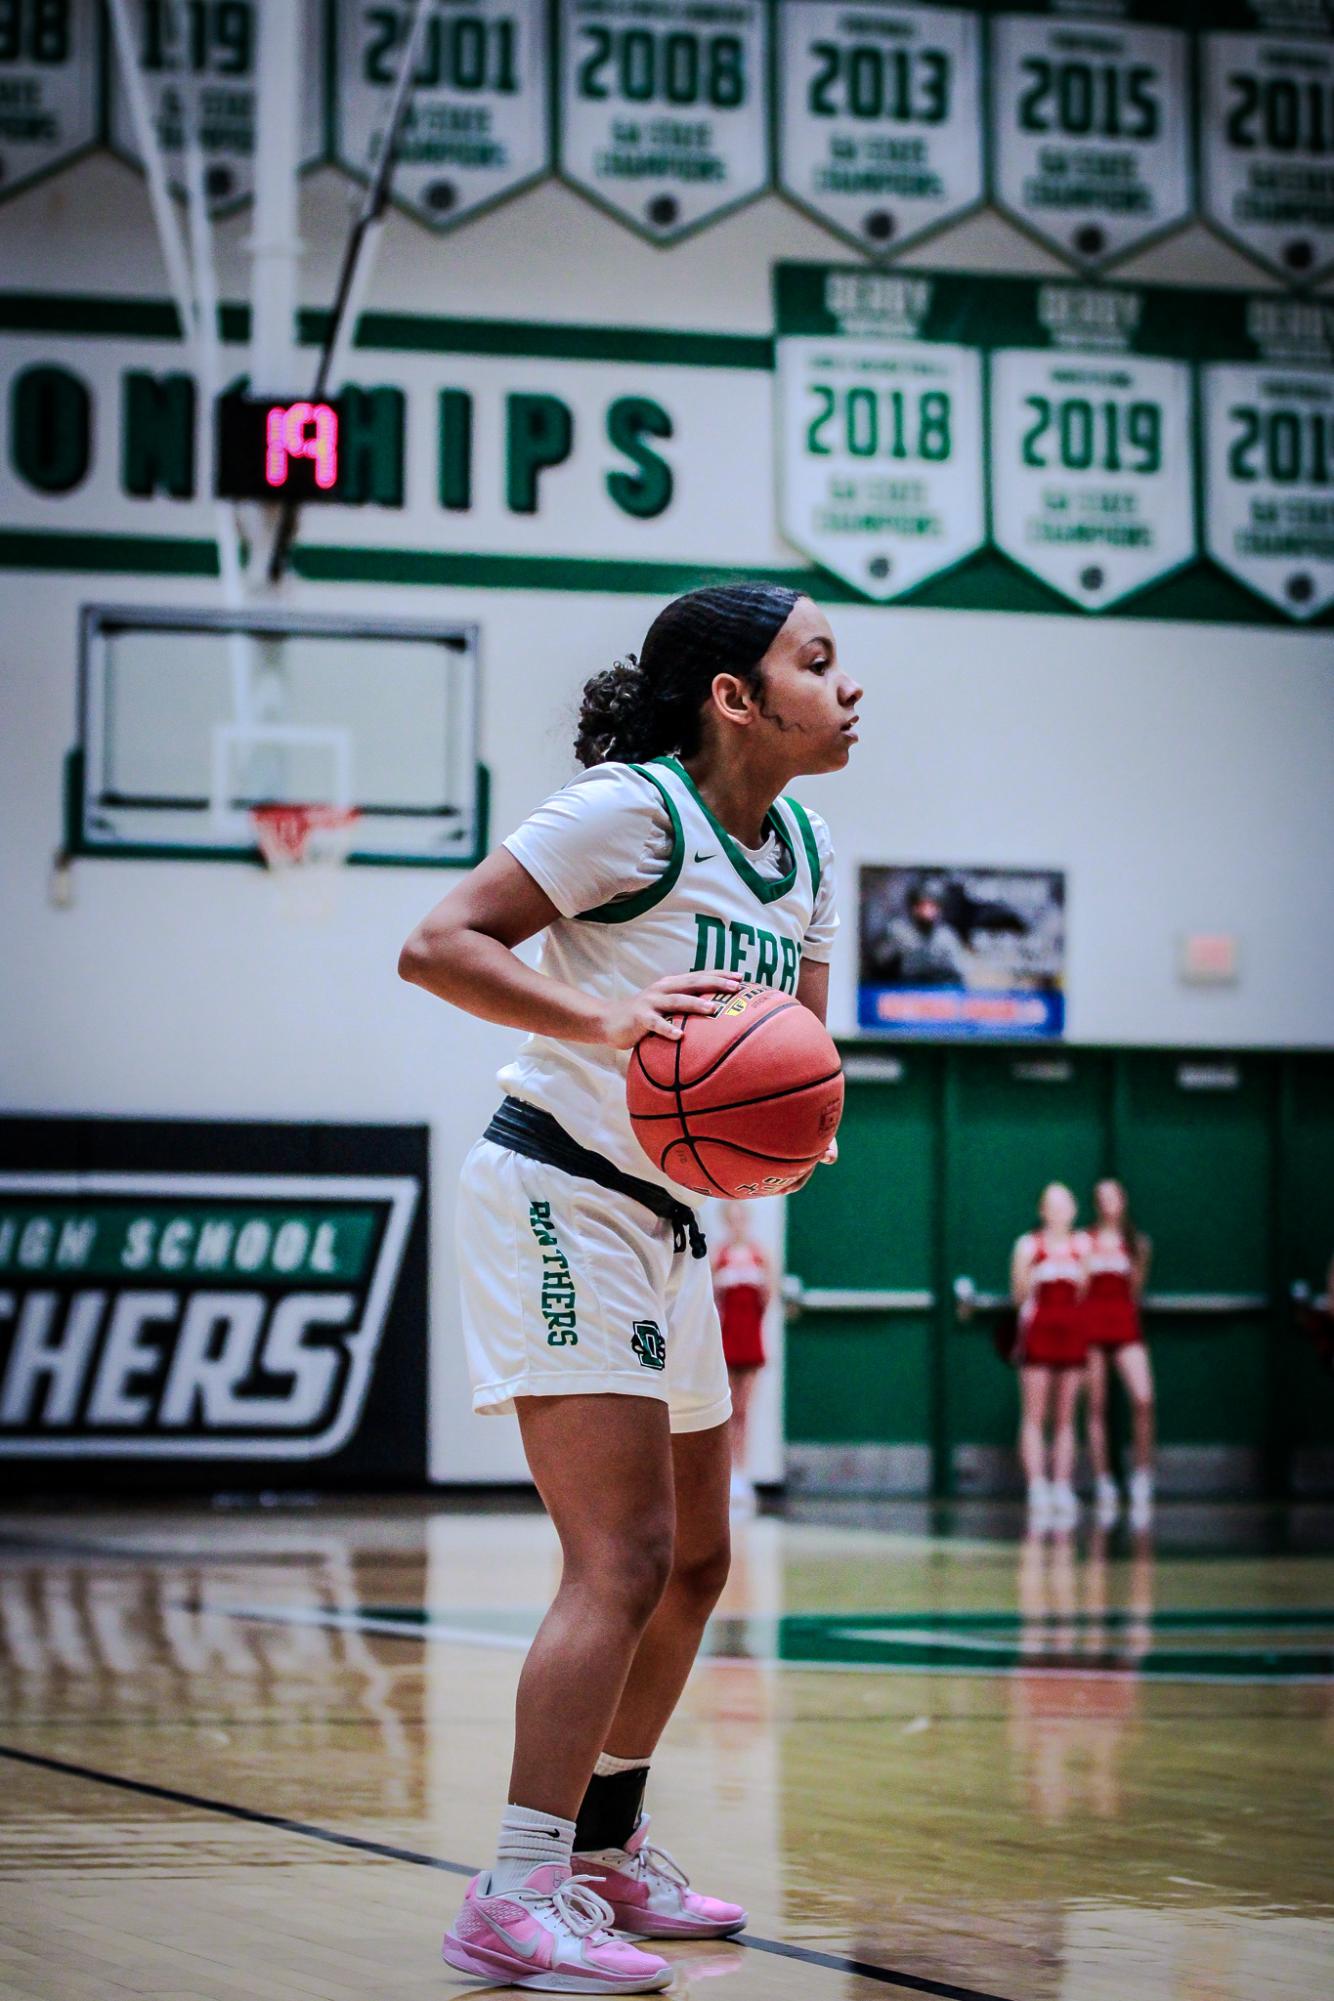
[207, 1602, 1334, 1686]
[0, 1743, 1013, 2001]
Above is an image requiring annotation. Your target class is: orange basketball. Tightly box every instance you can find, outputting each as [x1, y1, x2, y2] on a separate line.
[626, 983, 844, 1199]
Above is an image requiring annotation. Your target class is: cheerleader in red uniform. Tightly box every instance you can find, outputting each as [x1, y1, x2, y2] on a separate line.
[1011, 1184, 1090, 1528]
[712, 1204, 772, 1517]
[1084, 1179, 1154, 1527]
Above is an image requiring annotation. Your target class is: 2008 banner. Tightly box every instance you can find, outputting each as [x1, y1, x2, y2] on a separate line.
[776, 261, 1334, 619]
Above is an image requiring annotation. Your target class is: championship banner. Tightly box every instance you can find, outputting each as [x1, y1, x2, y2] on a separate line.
[109, 0, 325, 213]
[1199, 1, 1334, 286]
[0, 0, 100, 202]
[859, 865, 1067, 1039]
[989, 285, 1195, 611]
[776, 0, 984, 258]
[0, 1118, 429, 1485]
[989, 1, 1191, 270]
[775, 265, 986, 603]
[1202, 292, 1334, 621]
[557, 0, 770, 241]
[333, 0, 550, 231]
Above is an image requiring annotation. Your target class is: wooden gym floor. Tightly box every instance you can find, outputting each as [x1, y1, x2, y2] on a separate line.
[1, 1497, 1331, 2001]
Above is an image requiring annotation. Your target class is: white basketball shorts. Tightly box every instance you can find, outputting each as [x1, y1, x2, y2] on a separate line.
[457, 1138, 731, 1433]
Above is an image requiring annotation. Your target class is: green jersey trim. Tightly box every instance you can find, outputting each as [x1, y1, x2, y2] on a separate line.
[576, 764, 685, 925]
[782, 795, 822, 903]
[655, 757, 798, 907]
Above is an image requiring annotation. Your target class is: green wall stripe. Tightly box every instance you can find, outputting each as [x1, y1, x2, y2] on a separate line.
[0, 294, 770, 370]
[290, 545, 844, 597]
[0, 530, 219, 575]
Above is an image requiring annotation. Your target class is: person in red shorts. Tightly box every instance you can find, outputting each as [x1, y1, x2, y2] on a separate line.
[1084, 1178, 1155, 1528]
[1012, 1183, 1091, 1529]
[712, 1204, 772, 1518]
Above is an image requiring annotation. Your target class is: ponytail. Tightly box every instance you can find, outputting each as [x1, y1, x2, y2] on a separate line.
[573, 582, 802, 768]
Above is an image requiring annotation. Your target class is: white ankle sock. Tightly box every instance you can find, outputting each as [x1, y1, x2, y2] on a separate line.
[592, 1751, 651, 1779]
[489, 1803, 576, 1893]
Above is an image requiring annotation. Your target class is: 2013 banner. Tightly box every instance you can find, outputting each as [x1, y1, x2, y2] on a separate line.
[776, 0, 984, 258]
[775, 261, 1334, 620]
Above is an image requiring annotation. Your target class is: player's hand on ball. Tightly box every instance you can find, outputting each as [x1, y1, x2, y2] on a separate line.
[602, 972, 742, 1049]
[820, 1137, 839, 1167]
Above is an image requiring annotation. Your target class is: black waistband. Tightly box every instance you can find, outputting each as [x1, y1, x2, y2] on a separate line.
[483, 1096, 707, 1259]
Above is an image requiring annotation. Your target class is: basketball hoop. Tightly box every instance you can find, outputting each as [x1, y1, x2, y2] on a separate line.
[250, 803, 360, 920]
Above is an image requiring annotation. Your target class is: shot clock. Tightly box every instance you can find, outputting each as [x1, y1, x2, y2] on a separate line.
[215, 393, 344, 502]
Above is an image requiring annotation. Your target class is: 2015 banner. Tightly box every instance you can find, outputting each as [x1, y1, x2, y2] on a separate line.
[776, 261, 1334, 619]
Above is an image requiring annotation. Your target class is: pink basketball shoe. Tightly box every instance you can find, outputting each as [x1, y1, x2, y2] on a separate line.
[574, 1818, 747, 1940]
[441, 1862, 671, 1993]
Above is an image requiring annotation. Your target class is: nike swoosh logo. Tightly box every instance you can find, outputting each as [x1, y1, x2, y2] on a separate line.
[695, 851, 714, 863]
[486, 1918, 543, 1959]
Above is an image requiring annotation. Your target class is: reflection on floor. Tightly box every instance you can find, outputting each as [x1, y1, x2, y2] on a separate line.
[1, 1497, 1331, 2001]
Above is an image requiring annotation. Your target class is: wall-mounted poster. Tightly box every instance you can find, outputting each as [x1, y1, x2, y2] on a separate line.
[333, 0, 551, 231]
[109, 0, 325, 213]
[989, 1, 1192, 270]
[1199, 1, 1334, 287]
[775, 265, 986, 602]
[0, 0, 101, 202]
[776, 0, 984, 258]
[859, 865, 1067, 1038]
[557, 0, 770, 241]
[1202, 292, 1334, 620]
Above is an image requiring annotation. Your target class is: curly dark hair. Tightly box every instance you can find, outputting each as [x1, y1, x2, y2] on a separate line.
[573, 583, 802, 768]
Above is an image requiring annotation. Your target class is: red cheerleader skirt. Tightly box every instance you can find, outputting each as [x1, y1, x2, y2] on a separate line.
[720, 1285, 766, 1369]
[1020, 1284, 1088, 1369]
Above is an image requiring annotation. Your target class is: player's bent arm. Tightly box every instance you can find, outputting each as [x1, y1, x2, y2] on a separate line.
[398, 847, 738, 1048]
[797, 958, 829, 1024]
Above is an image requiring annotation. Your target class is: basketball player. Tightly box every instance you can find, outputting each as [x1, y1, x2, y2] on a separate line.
[1011, 1183, 1090, 1528]
[711, 1202, 773, 1517]
[1083, 1179, 1155, 1527]
[400, 586, 860, 1991]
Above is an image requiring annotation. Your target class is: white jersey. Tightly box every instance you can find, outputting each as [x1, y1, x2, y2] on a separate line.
[498, 755, 837, 1202]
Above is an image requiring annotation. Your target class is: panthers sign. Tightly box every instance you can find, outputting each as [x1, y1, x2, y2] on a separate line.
[0, 1120, 428, 1480]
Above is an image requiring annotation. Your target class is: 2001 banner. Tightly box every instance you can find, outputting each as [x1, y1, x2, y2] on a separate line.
[776, 261, 1334, 619]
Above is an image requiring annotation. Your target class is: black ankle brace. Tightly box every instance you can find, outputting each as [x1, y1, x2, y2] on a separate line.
[573, 1765, 648, 1853]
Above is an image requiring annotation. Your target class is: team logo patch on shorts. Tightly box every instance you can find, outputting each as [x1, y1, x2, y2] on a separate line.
[631, 1320, 666, 1372]
[527, 1201, 578, 1347]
